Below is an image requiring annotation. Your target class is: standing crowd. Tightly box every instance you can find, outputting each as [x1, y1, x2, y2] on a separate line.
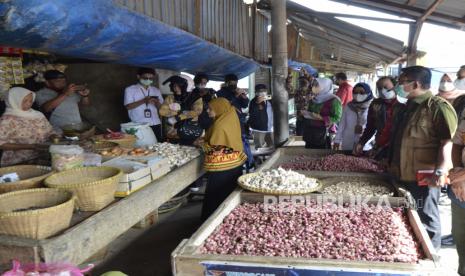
[1, 64, 465, 275]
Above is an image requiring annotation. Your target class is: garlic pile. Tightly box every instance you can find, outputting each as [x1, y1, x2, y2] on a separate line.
[242, 168, 318, 193]
[149, 143, 200, 167]
[323, 181, 394, 196]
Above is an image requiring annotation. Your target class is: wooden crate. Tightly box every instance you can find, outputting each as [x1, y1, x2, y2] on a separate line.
[171, 190, 439, 275]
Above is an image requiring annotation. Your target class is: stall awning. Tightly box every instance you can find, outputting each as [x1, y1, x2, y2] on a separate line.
[288, 60, 318, 75]
[0, 0, 259, 80]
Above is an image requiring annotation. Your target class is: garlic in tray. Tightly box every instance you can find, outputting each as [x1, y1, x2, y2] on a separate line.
[243, 168, 318, 193]
[150, 142, 201, 168]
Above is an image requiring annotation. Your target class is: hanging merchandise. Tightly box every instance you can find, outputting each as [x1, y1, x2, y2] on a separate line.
[0, 56, 24, 85]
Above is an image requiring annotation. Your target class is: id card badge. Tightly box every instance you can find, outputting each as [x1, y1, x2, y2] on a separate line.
[144, 108, 152, 118]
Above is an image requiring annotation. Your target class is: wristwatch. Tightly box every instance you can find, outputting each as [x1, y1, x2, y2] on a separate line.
[434, 169, 445, 176]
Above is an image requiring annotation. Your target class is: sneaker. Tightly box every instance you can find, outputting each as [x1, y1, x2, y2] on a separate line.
[189, 187, 200, 192]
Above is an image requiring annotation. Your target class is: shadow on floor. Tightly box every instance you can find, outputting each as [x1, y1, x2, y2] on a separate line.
[93, 201, 203, 276]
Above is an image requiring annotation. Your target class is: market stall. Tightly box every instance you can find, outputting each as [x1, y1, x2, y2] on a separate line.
[172, 191, 438, 275]
[172, 144, 439, 275]
[0, 152, 204, 271]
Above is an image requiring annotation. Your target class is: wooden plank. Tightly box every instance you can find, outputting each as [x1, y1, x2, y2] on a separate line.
[29, 157, 204, 265]
[407, 209, 439, 263]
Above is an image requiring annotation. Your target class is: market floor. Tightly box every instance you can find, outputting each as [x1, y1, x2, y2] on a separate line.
[92, 199, 203, 276]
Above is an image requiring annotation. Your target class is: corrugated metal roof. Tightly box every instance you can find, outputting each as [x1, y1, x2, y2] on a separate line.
[114, 0, 269, 63]
[259, 0, 406, 72]
[332, 0, 465, 30]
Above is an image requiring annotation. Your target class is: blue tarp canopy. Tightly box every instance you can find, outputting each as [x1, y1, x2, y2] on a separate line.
[288, 60, 318, 75]
[0, 0, 259, 80]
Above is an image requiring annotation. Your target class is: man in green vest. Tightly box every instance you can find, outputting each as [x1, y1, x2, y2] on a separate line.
[389, 66, 458, 250]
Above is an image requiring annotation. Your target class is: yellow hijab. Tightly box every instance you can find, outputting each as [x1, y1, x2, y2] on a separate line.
[205, 98, 243, 152]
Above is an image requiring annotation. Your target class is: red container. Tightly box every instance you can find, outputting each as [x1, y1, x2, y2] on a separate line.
[416, 170, 434, 186]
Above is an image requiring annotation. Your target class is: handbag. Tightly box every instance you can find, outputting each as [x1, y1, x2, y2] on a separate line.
[177, 119, 203, 141]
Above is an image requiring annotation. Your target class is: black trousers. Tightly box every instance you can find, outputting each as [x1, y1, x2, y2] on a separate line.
[404, 182, 441, 250]
[150, 124, 163, 142]
[201, 166, 243, 221]
[296, 119, 304, 136]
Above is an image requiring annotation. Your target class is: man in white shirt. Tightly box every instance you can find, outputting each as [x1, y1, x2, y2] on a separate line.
[124, 68, 163, 141]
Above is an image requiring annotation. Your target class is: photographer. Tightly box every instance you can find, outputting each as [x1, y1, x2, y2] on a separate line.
[35, 70, 91, 130]
[124, 68, 163, 141]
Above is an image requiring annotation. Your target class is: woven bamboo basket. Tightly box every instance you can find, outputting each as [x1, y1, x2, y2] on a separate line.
[0, 165, 53, 194]
[238, 172, 323, 195]
[44, 167, 122, 211]
[0, 188, 75, 239]
[93, 134, 137, 148]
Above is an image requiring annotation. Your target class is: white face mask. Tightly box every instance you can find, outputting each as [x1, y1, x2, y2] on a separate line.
[439, 81, 456, 92]
[454, 79, 465, 90]
[196, 84, 206, 89]
[140, 79, 153, 86]
[380, 88, 396, 99]
[354, 94, 368, 102]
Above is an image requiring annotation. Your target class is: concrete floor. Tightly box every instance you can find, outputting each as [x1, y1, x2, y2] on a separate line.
[92, 194, 461, 276]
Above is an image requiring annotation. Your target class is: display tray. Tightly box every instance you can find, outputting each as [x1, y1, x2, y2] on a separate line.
[172, 190, 438, 275]
[237, 172, 323, 195]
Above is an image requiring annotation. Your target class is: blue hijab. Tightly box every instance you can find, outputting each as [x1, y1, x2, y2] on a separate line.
[348, 82, 373, 112]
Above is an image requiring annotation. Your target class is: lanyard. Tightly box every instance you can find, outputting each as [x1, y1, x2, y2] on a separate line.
[140, 87, 151, 107]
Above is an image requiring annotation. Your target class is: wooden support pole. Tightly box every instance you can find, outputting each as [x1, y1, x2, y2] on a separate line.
[271, 0, 289, 146]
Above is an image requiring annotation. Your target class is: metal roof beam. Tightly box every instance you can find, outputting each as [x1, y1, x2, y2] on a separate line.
[332, 0, 465, 26]
[297, 12, 413, 24]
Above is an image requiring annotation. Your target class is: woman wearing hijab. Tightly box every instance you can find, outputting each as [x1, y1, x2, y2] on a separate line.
[0, 87, 54, 166]
[202, 98, 246, 220]
[301, 78, 342, 149]
[438, 73, 465, 104]
[354, 77, 401, 158]
[334, 83, 373, 151]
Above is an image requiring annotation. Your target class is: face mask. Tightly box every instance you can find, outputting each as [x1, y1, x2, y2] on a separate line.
[354, 94, 368, 102]
[454, 79, 465, 90]
[140, 79, 153, 86]
[381, 88, 396, 99]
[395, 84, 410, 98]
[257, 92, 267, 98]
[439, 81, 456, 92]
[196, 84, 206, 89]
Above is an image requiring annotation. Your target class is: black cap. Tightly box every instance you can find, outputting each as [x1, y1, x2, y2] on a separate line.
[255, 84, 267, 91]
[137, 67, 156, 76]
[225, 74, 238, 82]
[44, 70, 66, 80]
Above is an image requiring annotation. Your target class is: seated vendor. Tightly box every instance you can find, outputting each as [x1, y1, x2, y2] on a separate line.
[35, 70, 91, 130]
[0, 87, 55, 167]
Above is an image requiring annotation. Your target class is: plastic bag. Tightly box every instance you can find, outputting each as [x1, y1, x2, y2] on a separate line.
[1, 260, 93, 276]
[49, 145, 84, 172]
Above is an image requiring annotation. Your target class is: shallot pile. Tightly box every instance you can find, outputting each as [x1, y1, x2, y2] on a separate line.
[323, 181, 394, 196]
[149, 143, 200, 167]
[241, 168, 319, 193]
[202, 203, 422, 263]
[280, 154, 385, 173]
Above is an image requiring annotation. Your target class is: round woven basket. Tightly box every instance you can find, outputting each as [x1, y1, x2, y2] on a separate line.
[44, 167, 122, 211]
[94, 134, 137, 148]
[0, 165, 53, 194]
[238, 172, 323, 195]
[0, 188, 75, 239]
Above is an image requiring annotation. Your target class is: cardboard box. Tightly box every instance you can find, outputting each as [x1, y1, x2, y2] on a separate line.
[102, 157, 152, 197]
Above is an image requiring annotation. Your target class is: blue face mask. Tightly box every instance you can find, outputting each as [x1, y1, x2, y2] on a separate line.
[395, 84, 410, 99]
[140, 79, 153, 86]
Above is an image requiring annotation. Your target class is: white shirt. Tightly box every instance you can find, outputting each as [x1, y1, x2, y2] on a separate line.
[335, 105, 371, 151]
[124, 84, 163, 126]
